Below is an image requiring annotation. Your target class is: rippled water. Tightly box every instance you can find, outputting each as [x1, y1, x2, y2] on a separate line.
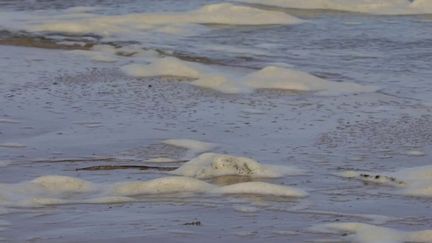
[1, 1, 432, 242]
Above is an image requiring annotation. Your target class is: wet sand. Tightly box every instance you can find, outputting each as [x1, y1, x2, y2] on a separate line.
[1, 44, 432, 242]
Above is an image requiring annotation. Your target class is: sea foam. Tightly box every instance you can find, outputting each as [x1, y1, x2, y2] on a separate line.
[311, 222, 432, 243]
[237, 0, 432, 15]
[170, 152, 303, 179]
[162, 139, 216, 151]
[26, 3, 302, 36]
[110, 176, 216, 196]
[217, 182, 308, 197]
[162, 138, 217, 159]
[121, 56, 377, 95]
[0, 174, 307, 207]
[339, 165, 432, 197]
[0, 143, 26, 148]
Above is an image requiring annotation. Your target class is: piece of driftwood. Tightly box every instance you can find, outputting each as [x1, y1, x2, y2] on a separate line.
[76, 165, 178, 171]
[32, 157, 188, 164]
[183, 220, 201, 226]
[0, 37, 94, 50]
[30, 157, 117, 163]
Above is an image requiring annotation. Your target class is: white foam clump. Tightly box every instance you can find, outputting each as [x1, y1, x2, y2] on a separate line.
[217, 182, 308, 197]
[339, 165, 432, 197]
[300, 210, 395, 225]
[0, 175, 96, 207]
[0, 176, 213, 207]
[0, 118, 19, 124]
[110, 176, 216, 196]
[233, 205, 259, 213]
[122, 57, 377, 95]
[393, 165, 432, 197]
[31, 3, 302, 36]
[162, 139, 217, 159]
[0, 175, 308, 207]
[405, 150, 425, 156]
[171, 152, 303, 179]
[30, 175, 94, 193]
[311, 222, 432, 243]
[245, 66, 377, 95]
[122, 59, 200, 79]
[0, 143, 26, 148]
[237, 0, 432, 15]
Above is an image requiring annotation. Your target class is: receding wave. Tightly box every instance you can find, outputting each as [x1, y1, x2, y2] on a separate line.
[237, 0, 432, 15]
[0, 3, 302, 43]
[0, 30, 97, 50]
[121, 56, 378, 95]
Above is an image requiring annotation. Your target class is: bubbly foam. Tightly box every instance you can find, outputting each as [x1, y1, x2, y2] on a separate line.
[110, 176, 216, 196]
[171, 152, 303, 179]
[237, 0, 432, 15]
[0, 175, 96, 207]
[405, 150, 426, 156]
[31, 175, 95, 193]
[245, 66, 377, 95]
[163, 139, 216, 151]
[339, 165, 432, 197]
[21, 3, 302, 36]
[0, 118, 19, 124]
[0, 176, 212, 207]
[233, 205, 259, 213]
[0, 174, 307, 207]
[122, 57, 377, 95]
[162, 138, 217, 159]
[0, 143, 26, 148]
[311, 222, 432, 243]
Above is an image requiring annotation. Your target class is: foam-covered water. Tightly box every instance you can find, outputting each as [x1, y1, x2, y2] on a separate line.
[171, 153, 303, 178]
[1, 0, 432, 242]
[0, 173, 307, 207]
[162, 138, 217, 159]
[311, 222, 432, 243]
[0, 3, 302, 40]
[238, 0, 432, 15]
[121, 56, 377, 94]
[339, 165, 432, 197]
[215, 181, 308, 197]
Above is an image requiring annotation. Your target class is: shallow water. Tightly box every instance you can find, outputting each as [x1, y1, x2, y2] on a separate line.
[1, 1, 432, 242]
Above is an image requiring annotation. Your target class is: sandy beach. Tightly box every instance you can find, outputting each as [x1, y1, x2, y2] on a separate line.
[1, 1, 432, 242]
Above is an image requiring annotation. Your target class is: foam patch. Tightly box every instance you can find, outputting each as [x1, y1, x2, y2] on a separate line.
[121, 57, 377, 95]
[237, 0, 432, 15]
[339, 165, 432, 197]
[216, 182, 308, 197]
[15, 3, 303, 36]
[171, 152, 304, 179]
[311, 222, 432, 243]
[0, 175, 307, 207]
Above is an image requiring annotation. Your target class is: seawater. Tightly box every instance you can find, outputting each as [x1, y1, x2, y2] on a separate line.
[1, 1, 432, 242]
